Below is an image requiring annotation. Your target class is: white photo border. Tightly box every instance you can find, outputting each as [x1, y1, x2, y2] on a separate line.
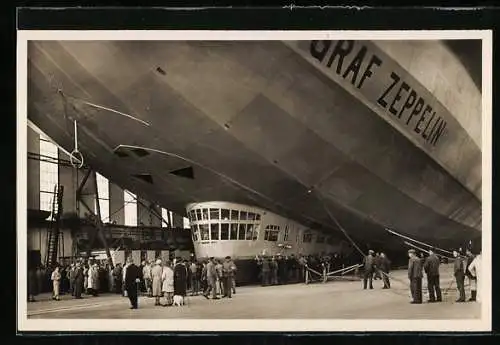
[17, 30, 492, 332]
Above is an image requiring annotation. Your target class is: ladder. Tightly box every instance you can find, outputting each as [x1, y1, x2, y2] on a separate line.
[45, 184, 64, 268]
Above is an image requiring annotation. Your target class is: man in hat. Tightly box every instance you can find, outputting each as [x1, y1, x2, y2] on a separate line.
[467, 250, 481, 303]
[408, 249, 423, 304]
[465, 249, 477, 302]
[124, 257, 141, 309]
[423, 248, 442, 302]
[362, 250, 375, 290]
[203, 257, 218, 299]
[151, 259, 163, 306]
[73, 262, 84, 299]
[453, 250, 466, 302]
[142, 260, 153, 297]
[174, 257, 188, 297]
[222, 256, 234, 298]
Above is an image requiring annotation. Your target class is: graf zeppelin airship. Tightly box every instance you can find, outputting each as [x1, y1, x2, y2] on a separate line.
[26, 39, 482, 270]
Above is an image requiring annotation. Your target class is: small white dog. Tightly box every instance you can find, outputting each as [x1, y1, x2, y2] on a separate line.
[173, 295, 185, 306]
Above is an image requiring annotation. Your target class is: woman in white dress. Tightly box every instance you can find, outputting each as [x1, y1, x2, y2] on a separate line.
[151, 259, 163, 306]
[468, 252, 481, 302]
[161, 261, 174, 306]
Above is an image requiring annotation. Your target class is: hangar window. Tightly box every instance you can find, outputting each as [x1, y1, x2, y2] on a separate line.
[161, 208, 171, 228]
[124, 190, 137, 226]
[95, 172, 110, 223]
[230, 223, 238, 240]
[247, 212, 255, 221]
[238, 224, 246, 240]
[210, 208, 220, 220]
[210, 223, 219, 240]
[240, 211, 247, 221]
[264, 225, 280, 241]
[39, 135, 59, 219]
[256, 214, 261, 221]
[196, 209, 202, 221]
[199, 224, 209, 241]
[303, 231, 313, 243]
[231, 210, 239, 221]
[220, 223, 229, 240]
[221, 209, 230, 221]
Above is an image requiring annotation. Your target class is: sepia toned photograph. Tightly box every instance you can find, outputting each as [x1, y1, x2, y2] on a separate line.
[17, 30, 491, 332]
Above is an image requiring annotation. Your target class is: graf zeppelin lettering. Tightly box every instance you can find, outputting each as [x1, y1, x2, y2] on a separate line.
[309, 40, 448, 147]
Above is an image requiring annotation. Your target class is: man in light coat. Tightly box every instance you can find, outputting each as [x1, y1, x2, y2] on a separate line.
[161, 261, 175, 306]
[143, 261, 153, 297]
[203, 257, 219, 300]
[468, 251, 481, 302]
[51, 266, 61, 301]
[151, 259, 163, 306]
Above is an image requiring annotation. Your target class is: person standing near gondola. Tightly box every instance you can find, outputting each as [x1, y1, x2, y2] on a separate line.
[362, 250, 375, 290]
[453, 250, 466, 302]
[124, 257, 140, 309]
[423, 248, 442, 303]
[151, 259, 163, 306]
[161, 260, 175, 306]
[465, 249, 477, 302]
[174, 257, 188, 297]
[51, 266, 61, 301]
[73, 262, 84, 299]
[408, 249, 423, 304]
[468, 251, 481, 303]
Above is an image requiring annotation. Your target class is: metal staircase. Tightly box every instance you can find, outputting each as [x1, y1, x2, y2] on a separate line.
[45, 184, 64, 268]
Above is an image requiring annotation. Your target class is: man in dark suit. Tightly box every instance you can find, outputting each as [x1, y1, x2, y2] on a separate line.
[423, 248, 442, 303]
[408, 249, 423, 304]
[174, 257, 188, 297]
[73, 262, 84, 299]
[362, 250, 375, 289]
[453, 250, 466, 302]
[124, 258, 141, 309]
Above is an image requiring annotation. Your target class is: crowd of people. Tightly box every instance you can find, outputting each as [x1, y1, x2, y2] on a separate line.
[360, 247, 482, 304]
[27, 247, 482, 309]
[27, 259, 124, 302]
[27, 255, 240, 309]
[253, 252, 358, 286]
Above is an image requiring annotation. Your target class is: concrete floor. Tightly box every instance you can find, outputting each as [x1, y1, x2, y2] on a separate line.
[27, 265, 480, 320]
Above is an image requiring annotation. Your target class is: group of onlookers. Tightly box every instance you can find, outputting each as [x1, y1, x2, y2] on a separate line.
[254, 252, 354, 286]
[27, 255, 240, 307]
[27, 260, 117, 302]
[360, 247, 482, 305]
[120, 256, 238, 309]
